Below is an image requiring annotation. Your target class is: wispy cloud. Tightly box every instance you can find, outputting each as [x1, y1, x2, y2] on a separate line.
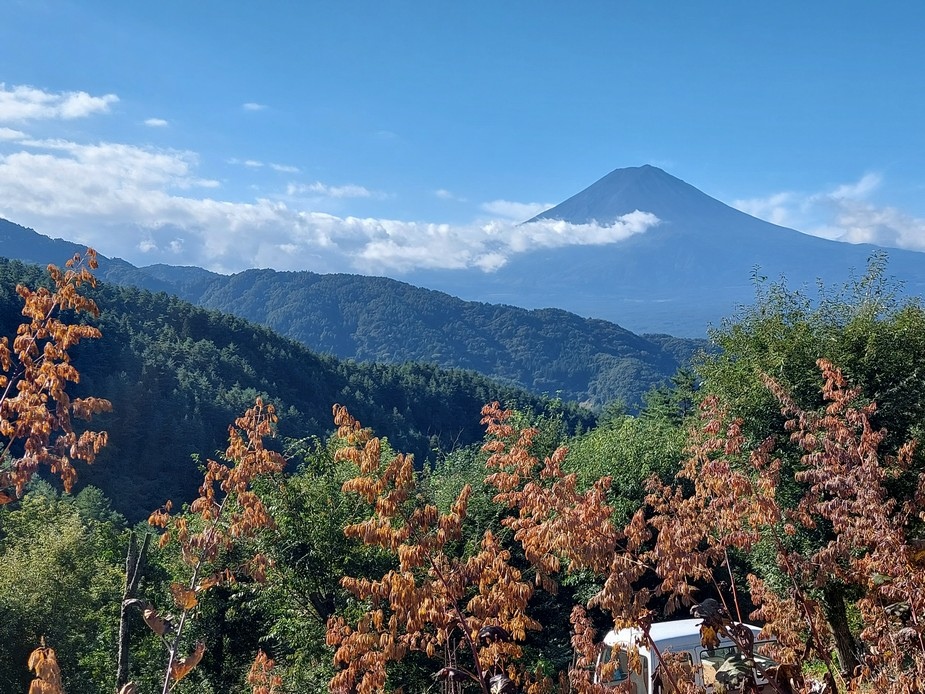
[434, 188, 466, 202]
[229, 158, 299, 174]
[732, 173, 925, 251]
[0, 83, 117, 122]
[269, 163, 299, 173]
[144, 118, 169, 128]
[480, 199, 553, 221]
[242, 102, 267, 112]
[0, 127, 25, 140]
[287, 181, 387, 200]
[732, 191, 799, 227]
[0, 133, 661, 275]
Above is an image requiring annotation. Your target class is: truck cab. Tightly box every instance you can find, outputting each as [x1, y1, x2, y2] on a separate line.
[594, 618, 777, 693]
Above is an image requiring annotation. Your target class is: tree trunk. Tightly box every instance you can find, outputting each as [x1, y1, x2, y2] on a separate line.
[115, 532, 149, 690]
[822, 583, 859, 676]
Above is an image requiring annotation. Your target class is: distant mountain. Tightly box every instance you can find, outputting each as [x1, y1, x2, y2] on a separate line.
[404, 165, 925, 336]
[0, 218, 702, 407]
[0, 218, 175, 294]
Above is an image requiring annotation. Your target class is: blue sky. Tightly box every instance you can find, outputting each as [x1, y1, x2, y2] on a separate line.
[1, 1, 924, 274]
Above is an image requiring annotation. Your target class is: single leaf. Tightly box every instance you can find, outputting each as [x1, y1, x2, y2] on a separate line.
[142, 607, 170, 636]
[171, 641, 206, 683]
[171, 582, 198, 610]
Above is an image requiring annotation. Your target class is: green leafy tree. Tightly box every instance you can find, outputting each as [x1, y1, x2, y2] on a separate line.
[245, 436, 391, 690]
[696, 255, 925, 673]
[0, 484, 126, 693]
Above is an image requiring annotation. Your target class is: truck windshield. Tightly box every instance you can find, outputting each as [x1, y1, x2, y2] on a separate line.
[701, 641, 777, 688]
[703, 642, 776, 667]
[597, 645, 649, 692]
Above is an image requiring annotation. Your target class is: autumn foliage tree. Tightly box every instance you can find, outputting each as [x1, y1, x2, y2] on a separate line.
[0, 251, 112, 691]
[327, 353, 925, 693]
[0, 249, 111, 504]
[325, 404, 546, 694]
[145, 398, 287, 693]
[650, 359, 925, 691]
[0, 252, 290, 692]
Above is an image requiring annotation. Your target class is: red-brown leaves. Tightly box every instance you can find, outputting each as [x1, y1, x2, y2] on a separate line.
[146, 398, 286, 692]
[327, 363, 925, 690]
[481, 402, 656, 630]
[152, 398, 286, 571]
[0, 249, 111, 498]
[648, 359, 925, 689]
[247, 650, 283, 694]
[567, 606, 612, 694]
[328, 404, 542, 693]
[169, 641, 205, 683]
[27, 642, 64, 694]
[140, 603, 172, 637]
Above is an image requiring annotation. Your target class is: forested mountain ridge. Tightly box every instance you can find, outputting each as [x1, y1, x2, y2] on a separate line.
[145, 266, 704, 406]
[0, 257, 592, 521]
[0, 217, 704, 407]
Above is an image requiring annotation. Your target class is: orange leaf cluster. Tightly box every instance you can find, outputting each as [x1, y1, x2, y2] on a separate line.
[247, 649, 283, 694]
[0, 250, 111, 500]
[648, 359, 925, 690]
[567, 606, 612, 694]
[327, 404, 543, 694]
[146, 398, 286, 693]
[327, 363, 925, 691]
[27, 642, 64, 694]
[481, 402, 654, 643]
[170, 641, 205, 683]
[150, 398, 286, 577]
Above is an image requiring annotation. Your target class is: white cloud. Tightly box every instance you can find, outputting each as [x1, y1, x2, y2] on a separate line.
[829, 173, 881, 200]
[732, 173, 925, 252]
[480, 199, 554, 221]
[0, 133, 662, 276]
[0, 127, 25, 140]
[144, 118, 169, 127]
[242, 102, 267, 111]
[504, 211, 659, 253]
[229, 159, 298, 173]
[348, 212, 659, 273]
[434, 188, 466, 202]
[269, 163, 299, 173]
[732, 191, 798, 227]
[824, 200, 925, 248]
[287, 181, 387, 199]
[0, 83, 117, 123]
[0, 138, 222, 224]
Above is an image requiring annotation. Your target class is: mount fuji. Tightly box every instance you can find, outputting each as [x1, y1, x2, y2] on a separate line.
[404, 165, 925, 336]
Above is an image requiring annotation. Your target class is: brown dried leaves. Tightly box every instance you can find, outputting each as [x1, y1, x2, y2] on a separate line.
[27, 642, 64, 694]
[0, 249, 110, 499]
[328, 404, 541, 693]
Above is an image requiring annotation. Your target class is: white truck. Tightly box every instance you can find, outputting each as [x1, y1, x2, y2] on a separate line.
[594, 618, 779, 693]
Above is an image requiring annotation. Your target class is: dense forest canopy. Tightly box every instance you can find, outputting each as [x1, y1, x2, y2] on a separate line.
[0, 257, 593, 520]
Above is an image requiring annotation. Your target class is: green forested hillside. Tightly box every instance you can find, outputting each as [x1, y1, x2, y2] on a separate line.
[0, 258, 592, 520]
[0, 219, 706, 407]
[139, 265, 705, 406]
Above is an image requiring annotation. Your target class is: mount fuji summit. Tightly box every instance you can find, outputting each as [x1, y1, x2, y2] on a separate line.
[405, 165, 925, 336]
